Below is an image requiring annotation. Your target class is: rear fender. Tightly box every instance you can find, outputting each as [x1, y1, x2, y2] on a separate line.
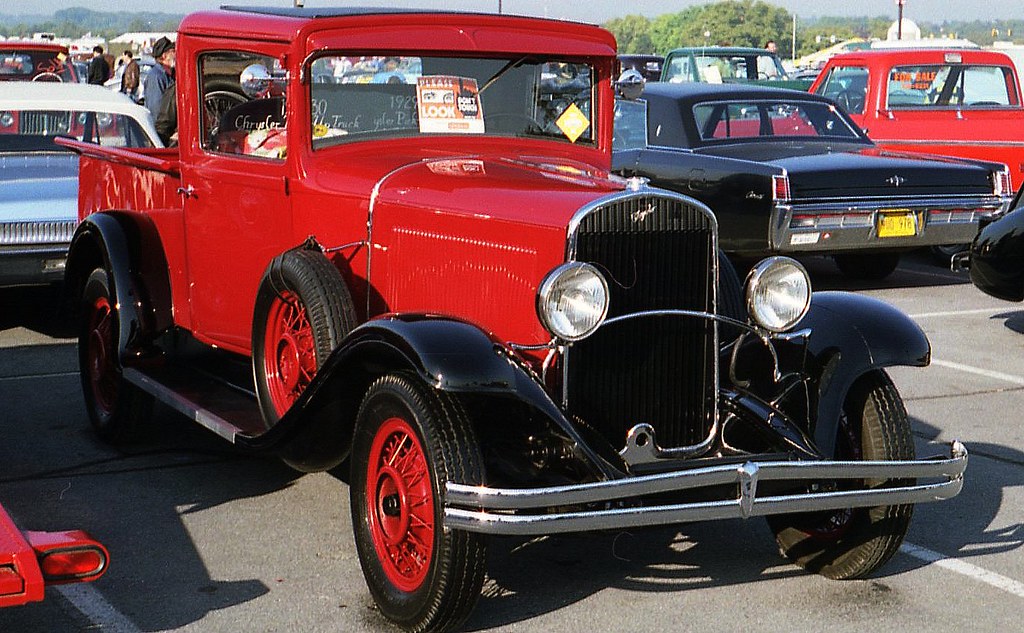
[800, 291, 930, 456]
[263, 315, 618, 477]
[65, 212, 172, 363]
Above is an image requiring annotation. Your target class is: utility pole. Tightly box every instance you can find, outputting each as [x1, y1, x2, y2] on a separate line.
[498, 0, 503, 13]
[897, 0, 905, 40]
[791, 14, 797, 63]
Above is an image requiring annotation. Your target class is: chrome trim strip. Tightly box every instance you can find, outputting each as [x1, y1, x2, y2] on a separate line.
[563, 184, 721, 455]
[875, 138, 1024, 147]
[443, 441, 967, 535]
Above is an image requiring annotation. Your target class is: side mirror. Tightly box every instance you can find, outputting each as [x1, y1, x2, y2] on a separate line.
[615, 69, 645, 101]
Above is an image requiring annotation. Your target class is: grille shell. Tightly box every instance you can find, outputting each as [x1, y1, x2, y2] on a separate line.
[564, 191, 719, 451]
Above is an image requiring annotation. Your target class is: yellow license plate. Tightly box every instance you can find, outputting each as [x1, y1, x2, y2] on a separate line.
[877, 211, 917, 238]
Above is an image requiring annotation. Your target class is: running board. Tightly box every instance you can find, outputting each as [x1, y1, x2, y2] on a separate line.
[123, 366, 265, 442]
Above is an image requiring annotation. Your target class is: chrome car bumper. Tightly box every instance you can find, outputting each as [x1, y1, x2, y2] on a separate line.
[444, 441, 967, 536]
[769, 197, 1009, 253]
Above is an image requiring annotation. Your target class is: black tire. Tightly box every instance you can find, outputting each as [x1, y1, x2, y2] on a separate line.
[930, 244, 967, 264]
[78, 268, 153, 444]
[718, 251, 745, 343]
[767, 371, 914, 579]
[252, 249, 356, 426]
[834, 253, 900, 280]
[350, 373, 486, 633]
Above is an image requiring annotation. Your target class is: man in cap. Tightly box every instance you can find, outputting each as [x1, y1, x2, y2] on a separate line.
[145, 37, 176, 118]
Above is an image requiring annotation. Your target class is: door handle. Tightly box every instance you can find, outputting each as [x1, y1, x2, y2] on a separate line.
[177, 185, 196, 198]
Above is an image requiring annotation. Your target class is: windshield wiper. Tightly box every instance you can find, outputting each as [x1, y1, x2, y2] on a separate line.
[480, 56, 531, 94]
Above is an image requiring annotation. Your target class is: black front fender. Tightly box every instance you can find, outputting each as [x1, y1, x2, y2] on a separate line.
[256, 315, 619, 478]
[801, 291, 930, 456]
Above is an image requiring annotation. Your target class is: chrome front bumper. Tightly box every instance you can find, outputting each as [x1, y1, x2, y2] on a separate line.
[444, 441, 967, 536]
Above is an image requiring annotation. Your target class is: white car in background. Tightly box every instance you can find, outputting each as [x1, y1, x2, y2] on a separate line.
[0, 82, 161, 287]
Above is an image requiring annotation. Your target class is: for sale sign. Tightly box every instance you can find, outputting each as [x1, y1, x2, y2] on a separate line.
[416, 76, 485, 134]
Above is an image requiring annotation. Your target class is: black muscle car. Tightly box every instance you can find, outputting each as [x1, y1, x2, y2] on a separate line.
[613, 82, 1014, 279]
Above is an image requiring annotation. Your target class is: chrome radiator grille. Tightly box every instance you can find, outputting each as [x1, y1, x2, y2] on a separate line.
[20, 111, 71, 135]
[566, 194, 717, 450]
[0, 221, 77, 245]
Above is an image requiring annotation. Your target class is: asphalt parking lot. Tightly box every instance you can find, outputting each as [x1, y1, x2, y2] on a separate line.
[1, 251, 1022, 632]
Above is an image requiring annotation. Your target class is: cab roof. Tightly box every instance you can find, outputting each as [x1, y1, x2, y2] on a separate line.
[178, 6, 615, 57]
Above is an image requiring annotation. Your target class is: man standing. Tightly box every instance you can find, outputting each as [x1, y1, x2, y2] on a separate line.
[120, 50, 140, 101]
[87, 45, 110, 85]
[145, 37, 175, 117]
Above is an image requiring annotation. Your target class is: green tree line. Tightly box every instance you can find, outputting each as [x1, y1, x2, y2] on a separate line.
[605, 0, 1024, 57]
[0, 8, 182, 40]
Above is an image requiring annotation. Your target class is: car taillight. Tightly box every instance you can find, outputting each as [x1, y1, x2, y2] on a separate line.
[773, 174, 791, 202]
[994, 168, 1013, 196]
[38, 547, 108, 583]
[26, 530, 109, 584]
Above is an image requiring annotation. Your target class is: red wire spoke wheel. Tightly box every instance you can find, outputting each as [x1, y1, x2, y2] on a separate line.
[252, 248, 356, 428]
[261, 291, 317, 417]
[77, 268, 152, 444]
[85, 294, 119, 417]
[351, 372, 486, 632]
[366, 416, 434, 592]
[767, 371, 914, 579]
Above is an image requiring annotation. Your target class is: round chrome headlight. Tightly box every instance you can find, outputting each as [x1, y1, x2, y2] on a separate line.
[745, 257, 811, 333]
[0, 111, 13, 128]
[537, 263, 609, 342]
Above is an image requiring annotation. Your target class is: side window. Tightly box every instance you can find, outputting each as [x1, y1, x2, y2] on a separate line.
[612, 99, 647, 151]
[815, 66, 868, 115]
[199, 51, 288, 160]
[961, 66, 1014, 106]
[664, 56, 692, 83]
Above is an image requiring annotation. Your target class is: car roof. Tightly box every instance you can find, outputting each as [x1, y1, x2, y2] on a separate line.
[825, 48, 1015, 65]
[642, 81, 831, 104]
[665, 46, 772, 56]
[0, 41, 69, 53]
[180, 6, 614, 56]
[0, 82, 150, 115]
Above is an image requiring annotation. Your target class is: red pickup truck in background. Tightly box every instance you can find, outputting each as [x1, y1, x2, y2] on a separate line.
[810, 49, 1024, 190]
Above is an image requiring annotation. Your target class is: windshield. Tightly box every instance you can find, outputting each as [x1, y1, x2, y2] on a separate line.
[0, 49, 76, 82]
[309, 54, 594, 149]
[665, 53, 785, 83]
[0, 109, 155, 151]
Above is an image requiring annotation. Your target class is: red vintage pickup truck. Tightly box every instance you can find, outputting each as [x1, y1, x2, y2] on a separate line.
[810, 48, 1024, 190]
[59, 7, 967, 632]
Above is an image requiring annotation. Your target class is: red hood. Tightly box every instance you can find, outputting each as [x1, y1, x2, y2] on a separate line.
[303, 145, 628, 346]
[308, 146, 625, 230]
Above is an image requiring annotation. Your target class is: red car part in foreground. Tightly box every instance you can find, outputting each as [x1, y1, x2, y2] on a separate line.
[0, 502, 108, 607]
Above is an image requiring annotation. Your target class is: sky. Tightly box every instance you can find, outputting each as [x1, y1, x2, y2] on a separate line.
[3, 0, 1019, 25]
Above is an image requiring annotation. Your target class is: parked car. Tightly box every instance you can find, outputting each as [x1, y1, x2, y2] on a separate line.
[612, 81, 1014, 279]
[617, 54, 663, 82]
[59, 7, 967, 633]
[810, 49, 1024, 190]
[0, 41, 79, 83]
[661, 46, 812, 90]
[963, 184, 1024, 300]
[0, 82, 161, 288]
[0, 501, 109, 607]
